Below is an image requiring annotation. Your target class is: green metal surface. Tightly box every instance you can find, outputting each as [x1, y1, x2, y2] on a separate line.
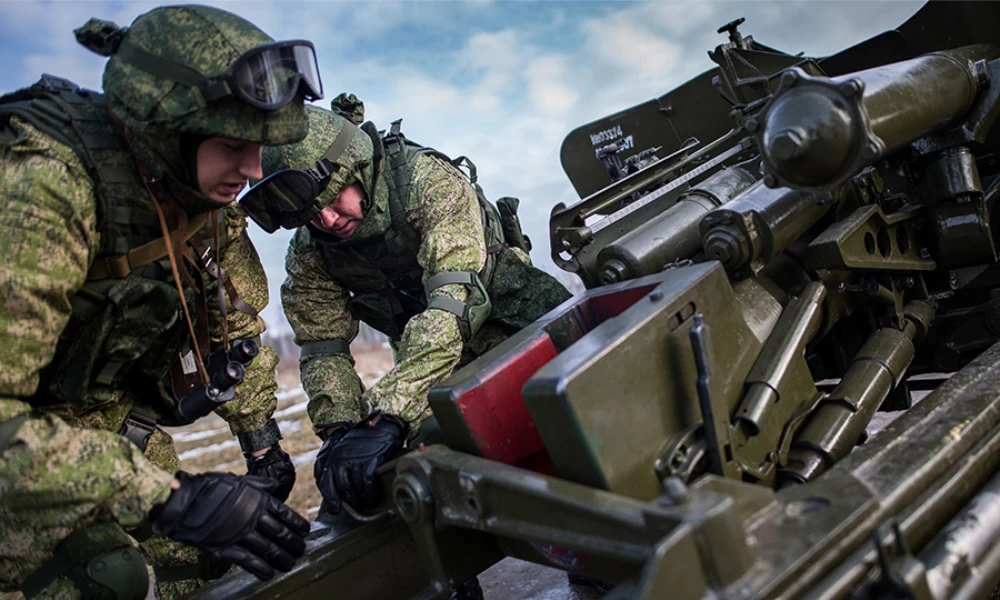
[806, 204, 935, 272]
[195, 3, 1000, 599]
[701, 182, 834, 277]
[522, 262, 781, 499]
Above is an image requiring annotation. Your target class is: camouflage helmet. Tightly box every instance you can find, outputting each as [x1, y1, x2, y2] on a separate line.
[261, 104, 377, 222]
[75, 5, 312, 213]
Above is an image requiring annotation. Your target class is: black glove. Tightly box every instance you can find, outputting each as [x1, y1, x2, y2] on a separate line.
[246, 444, 297, 502]
[313, 412, 409, 515]
[150, 472, 309, 580]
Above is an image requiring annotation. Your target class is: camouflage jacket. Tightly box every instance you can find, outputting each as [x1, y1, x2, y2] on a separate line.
[283, 154, 573, 431]
[0, 117, 280, 526]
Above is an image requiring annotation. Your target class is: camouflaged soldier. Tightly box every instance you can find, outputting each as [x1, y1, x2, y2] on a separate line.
[241, 103, 572, 512]
[0, 6, 322, 599]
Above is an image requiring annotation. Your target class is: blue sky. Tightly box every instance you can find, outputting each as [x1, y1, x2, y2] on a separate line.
[1, 0, 925, 332]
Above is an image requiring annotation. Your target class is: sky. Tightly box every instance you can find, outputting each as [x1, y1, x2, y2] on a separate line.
[0, 0, 926, 333]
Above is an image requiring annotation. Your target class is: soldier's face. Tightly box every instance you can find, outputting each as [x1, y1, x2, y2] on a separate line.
[312, 183, 365, 238]
[196, 137, 265, 204]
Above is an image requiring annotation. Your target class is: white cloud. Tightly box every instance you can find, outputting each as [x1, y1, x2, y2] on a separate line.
[0, 0, 928, 333]
[580, 11, 683, 82]
[525, 55, 578, 113]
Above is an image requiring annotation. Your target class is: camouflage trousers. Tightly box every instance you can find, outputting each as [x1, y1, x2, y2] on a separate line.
[0, 420, 225, 600]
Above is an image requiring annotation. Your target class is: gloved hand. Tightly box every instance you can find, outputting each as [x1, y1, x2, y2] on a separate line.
[150, 471, 309, 580]
[313, 412, 409, 515]
[246, 444, 297, 502]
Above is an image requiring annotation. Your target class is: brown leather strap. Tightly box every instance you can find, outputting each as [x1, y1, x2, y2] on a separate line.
[145, 176, 210, 385]
[188, 235, 260, 318]
[212, 209, 229, 348]
[486, 242, 509, 254]
[86, 212, 210, 280]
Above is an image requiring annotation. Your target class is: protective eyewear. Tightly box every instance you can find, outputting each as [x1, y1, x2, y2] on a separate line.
[117, 39, 324, 110]
[241, 119, 362, 232]
[240, 165, 330, 233]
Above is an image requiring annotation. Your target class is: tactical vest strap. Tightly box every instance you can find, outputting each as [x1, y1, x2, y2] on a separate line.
[87, 211, 210, 280]
[450, 155, 478, 185]
[111, 206, 158, 228]
[187, 236, 260, 318]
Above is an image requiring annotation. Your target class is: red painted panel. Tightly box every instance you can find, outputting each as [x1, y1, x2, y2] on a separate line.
[517, 450, 558, 476]
[588, 284, 658, 322]
[451, 283, 657, 473]
[455, 333, 558, 465]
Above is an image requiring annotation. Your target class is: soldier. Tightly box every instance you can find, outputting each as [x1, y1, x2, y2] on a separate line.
[240, 102, 573, 598]
[0, 6, 319, 599]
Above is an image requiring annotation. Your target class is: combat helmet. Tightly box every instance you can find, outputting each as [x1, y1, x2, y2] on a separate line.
[242, 104, 378, 232]
[75, 5, 320, 214]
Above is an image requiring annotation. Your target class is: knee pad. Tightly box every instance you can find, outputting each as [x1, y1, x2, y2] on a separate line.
[20, 523, 148, 600]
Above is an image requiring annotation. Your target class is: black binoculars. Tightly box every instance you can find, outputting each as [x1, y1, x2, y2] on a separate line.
[176, 339, 260, 423]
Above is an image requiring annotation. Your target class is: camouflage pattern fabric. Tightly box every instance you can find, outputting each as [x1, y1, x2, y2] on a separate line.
[0, 118, 280, 597]
[0, 415, 173, 597]
[262, 105, 375, 227]
[89, 6, 309, 215]
[330, 92, 365, 126]
[283, 154, 573, 430]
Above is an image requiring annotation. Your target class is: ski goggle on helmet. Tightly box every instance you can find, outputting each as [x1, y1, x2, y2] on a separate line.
[241, 119, 363, 233]
[116, 38, 323, 110]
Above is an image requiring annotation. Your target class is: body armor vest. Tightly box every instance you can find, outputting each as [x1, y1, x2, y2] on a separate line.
[312, 128, 504, 341]
[0, 76, 221, 423]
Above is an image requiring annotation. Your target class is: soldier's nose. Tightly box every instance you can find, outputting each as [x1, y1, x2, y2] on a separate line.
[320, 209, 340, 229]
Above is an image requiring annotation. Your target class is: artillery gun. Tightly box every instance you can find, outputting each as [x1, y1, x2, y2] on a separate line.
[198, 2, 1000, 598]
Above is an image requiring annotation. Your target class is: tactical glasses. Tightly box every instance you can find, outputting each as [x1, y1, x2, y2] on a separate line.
[241, 119, 363, 232]
[240, 163, 332, 233]
[117, 39, 324, 110]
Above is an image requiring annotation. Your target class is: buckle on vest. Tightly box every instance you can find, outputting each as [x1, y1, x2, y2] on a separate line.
[119, 409, 158, 451]
[307, 158, 332, 181]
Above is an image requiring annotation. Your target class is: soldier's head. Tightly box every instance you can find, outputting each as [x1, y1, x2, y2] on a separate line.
[241, 104, 377, 236]
[74, 5, 321, 213]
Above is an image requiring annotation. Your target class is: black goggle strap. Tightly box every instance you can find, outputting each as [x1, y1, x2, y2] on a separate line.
[116, 40, 232, 106]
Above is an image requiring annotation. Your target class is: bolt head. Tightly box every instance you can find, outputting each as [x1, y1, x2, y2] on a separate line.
[763, 174, 778, 188]
[769, 129, 806, 161]
[745, 118, 760, 133]
[780, 70, 799, 88]
[839, 79, 863, 97]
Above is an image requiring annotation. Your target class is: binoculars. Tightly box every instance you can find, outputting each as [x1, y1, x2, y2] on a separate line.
[176, 339, 259, 423]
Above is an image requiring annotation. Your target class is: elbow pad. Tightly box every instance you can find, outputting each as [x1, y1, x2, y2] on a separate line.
[424, 270, 491, 341]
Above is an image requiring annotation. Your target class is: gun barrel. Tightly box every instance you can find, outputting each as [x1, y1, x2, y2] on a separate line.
[596, 166, 756, 284]
[759, 45, 995, 191]
[780, 303, 933, 484]
[700, 182, 834, 276]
